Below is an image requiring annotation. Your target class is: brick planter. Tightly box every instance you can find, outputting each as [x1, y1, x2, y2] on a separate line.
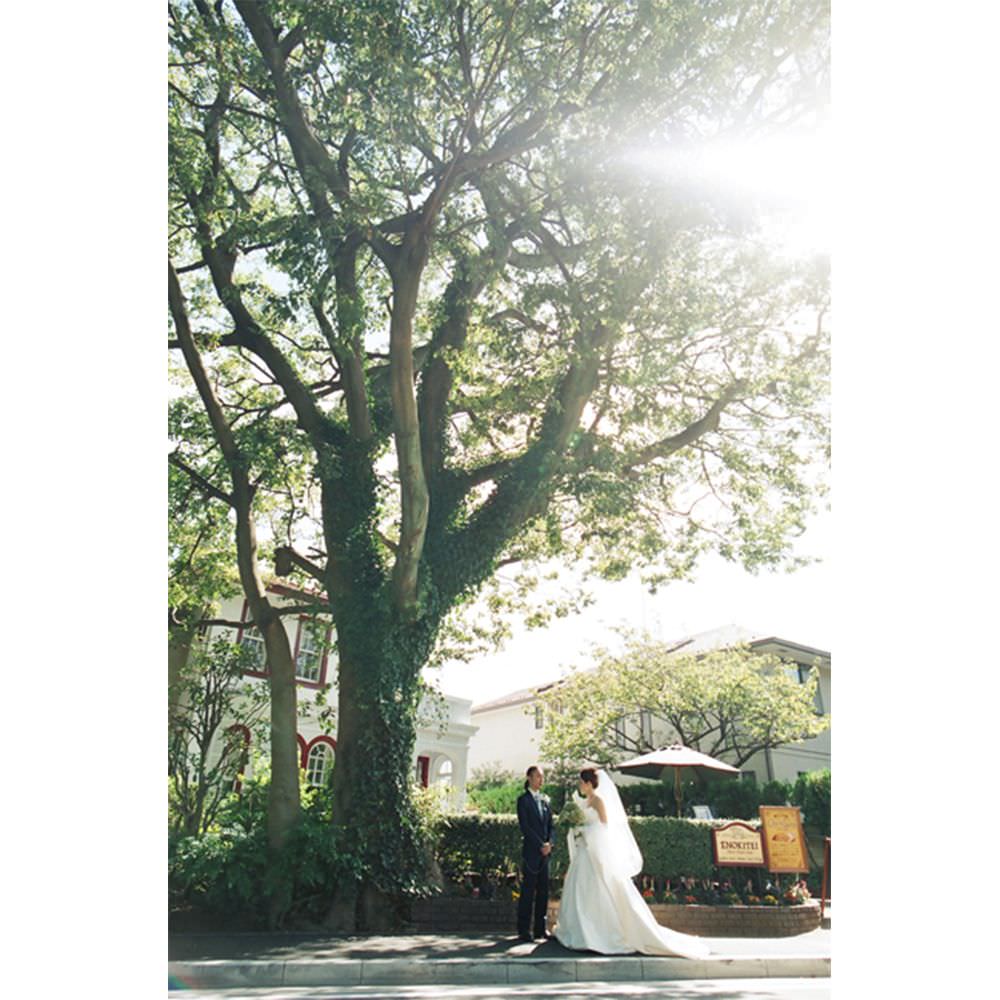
[647, 900, 821, 937]
[409, 897, 820, 937]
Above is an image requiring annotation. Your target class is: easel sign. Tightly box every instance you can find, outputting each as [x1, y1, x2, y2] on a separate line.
[759, 805, 809, 873]
[712, 821, 765, 867]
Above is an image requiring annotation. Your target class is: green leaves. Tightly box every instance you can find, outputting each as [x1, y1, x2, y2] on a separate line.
[168, 638, 271, 838]
[537, 636, 830, 770]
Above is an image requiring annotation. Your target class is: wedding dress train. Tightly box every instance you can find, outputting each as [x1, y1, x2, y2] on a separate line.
[554, 785, 710, 958]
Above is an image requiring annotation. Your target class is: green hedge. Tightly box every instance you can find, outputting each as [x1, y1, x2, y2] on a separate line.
[791, 769, 830, 835]
[433, 813, 757, 883]
[618, 778, 794, 820]
[465, 780, 526, 815]
[433, 813, 524, 879]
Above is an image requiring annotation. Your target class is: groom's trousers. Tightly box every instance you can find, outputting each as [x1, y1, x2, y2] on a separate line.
[517, 860, 549, 937]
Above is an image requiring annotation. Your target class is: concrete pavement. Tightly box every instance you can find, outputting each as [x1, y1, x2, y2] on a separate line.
[168, 926, 831, 991]
[168, 978, 831, 999]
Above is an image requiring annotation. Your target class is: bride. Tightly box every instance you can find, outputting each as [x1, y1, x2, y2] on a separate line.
[554, 768, 711, 958]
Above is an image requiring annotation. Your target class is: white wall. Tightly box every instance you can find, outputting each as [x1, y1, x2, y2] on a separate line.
[467, 701, 546, 778]
[416, 694, 478, 809]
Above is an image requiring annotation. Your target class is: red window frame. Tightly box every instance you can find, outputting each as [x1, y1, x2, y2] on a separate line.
[236, 601, 333, 689]
[291, 617, 333, 689]
[303, 735, 338, 781]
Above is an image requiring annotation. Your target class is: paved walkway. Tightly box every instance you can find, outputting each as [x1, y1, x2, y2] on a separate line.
[168, 926, 831, 990]
[168, 979, 832, 999]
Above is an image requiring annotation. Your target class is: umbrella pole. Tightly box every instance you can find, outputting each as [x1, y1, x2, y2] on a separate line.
[674, 767, 683, 817]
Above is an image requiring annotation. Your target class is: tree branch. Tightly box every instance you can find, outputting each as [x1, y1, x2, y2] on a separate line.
[169, 260, 276, 627]
[274, 545, 327, 584]
[623, 381, 748, 474]
[235, 1, 348, 203]
[169, 451, 233, 506]
[196, 237, 341, 454]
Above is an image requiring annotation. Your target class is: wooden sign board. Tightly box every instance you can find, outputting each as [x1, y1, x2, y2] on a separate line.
[712, 821, 765, 867]
[759, 805, 809, 873]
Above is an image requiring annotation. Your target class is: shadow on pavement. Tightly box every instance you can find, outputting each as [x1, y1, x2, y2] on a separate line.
[168, 932, 587, 962]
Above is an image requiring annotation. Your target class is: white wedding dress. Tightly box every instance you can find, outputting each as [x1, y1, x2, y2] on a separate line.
[554, 783, 711, 958]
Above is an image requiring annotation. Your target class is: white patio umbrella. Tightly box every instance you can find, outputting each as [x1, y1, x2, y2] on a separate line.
[614, 744, 740, 817]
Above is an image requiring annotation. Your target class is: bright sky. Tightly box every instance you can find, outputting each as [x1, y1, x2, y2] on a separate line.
[428, 510, 831, 706]
[621, 122, 832, 260]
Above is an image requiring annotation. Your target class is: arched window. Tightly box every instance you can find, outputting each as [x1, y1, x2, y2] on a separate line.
[305, 740, 336, 788]
[435, 756, 454, 788]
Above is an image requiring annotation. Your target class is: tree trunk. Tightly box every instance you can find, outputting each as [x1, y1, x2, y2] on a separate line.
[323, 611, 438, 932]
[261, 616, 300, 850]
[259, 613, 300, 929]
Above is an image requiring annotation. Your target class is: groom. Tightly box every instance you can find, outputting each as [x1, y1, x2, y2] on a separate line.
[516, 765, 555, 941]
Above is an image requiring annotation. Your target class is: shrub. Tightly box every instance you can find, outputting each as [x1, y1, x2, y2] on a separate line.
[170, 770, 364, 928]
[466, 779, 525, 815]
[433, 813, 524, 880]
[702, 779, 763, 820]
[619, 781, 685, 816]
[759, 779, 793, 806]
[791, 769, 830, 835]
[630, 817, 716, 879]
[466, 776, 570, 815]
[468, 762, 517, 787]
[616, 777, 794, 820]
[169, 827, 271, 924]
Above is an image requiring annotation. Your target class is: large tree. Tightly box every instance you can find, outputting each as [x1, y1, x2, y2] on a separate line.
[168, 0, 829, 929]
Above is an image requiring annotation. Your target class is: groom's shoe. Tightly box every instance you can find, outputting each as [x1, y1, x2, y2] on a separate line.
[517, 933, 533, 942]
[534, 930, 553, 940]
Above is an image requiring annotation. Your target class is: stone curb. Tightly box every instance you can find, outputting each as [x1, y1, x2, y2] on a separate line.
[168, 953, 831, 989]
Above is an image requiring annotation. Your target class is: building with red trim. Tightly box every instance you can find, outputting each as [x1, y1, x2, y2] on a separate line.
[199, 582, 478, 808]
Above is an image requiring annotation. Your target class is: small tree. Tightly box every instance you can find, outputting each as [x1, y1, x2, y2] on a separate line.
[537, 637, 829, 772]
[468, 762, 517, 788]
[169, 637, 270, 839]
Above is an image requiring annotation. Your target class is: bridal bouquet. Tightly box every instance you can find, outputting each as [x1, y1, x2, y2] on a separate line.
[558, 795, 585, 841]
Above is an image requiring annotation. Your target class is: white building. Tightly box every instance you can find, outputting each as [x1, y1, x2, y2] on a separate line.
[200, 582, 478, 808]
[467, 625, 830, 787]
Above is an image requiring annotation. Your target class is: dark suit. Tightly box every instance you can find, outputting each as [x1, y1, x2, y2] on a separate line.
[516, 788, 556, 937]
